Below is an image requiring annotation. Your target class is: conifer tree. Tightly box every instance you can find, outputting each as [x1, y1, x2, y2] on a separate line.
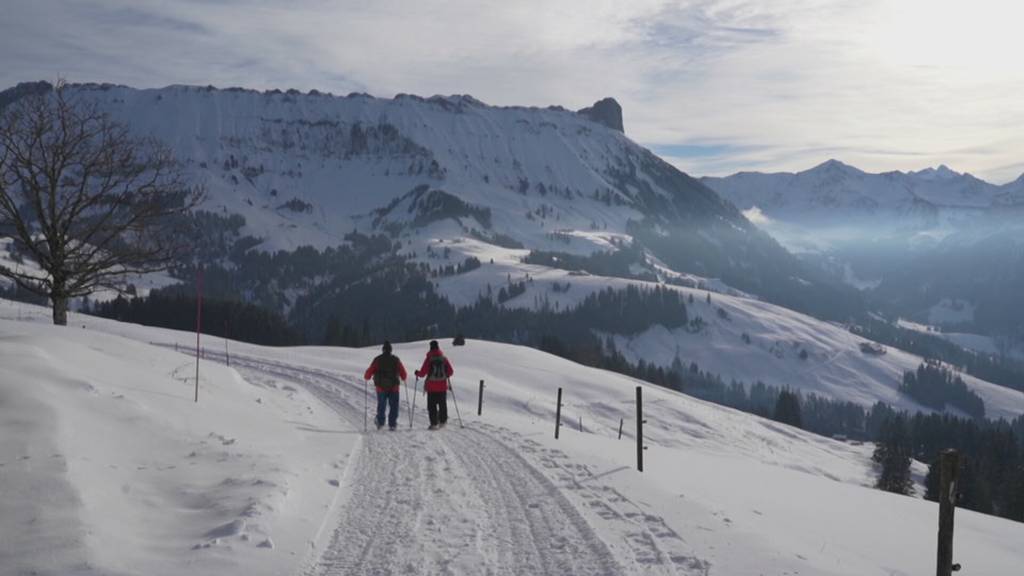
[773, 389, 803, 428]
[874, 416, 914, 495]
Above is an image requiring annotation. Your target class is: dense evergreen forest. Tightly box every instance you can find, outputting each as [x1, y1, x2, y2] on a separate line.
[852, 317, 1024, 393]
[91, 293, 303, 346]
[871, 408, 1024, 522]
[899, 361, 985, 419]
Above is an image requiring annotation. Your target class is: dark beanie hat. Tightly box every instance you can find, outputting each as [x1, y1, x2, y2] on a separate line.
[429, 340, 439, 351]
[382, 341, 392, 354]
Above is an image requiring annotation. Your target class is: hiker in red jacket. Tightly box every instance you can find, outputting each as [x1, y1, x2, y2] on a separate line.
[414, 340, 454, 430]
[364, 341, 407, 430]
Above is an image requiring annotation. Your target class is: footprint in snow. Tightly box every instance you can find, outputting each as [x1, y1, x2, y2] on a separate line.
[205, 519, 246, 539]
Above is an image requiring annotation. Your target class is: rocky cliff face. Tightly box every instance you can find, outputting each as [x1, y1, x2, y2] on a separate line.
[577, 97, 624, 133]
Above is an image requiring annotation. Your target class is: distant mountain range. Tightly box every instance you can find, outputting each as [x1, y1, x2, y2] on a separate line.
[703, 159, 1024, 235]
[702, 159, 1024, 342]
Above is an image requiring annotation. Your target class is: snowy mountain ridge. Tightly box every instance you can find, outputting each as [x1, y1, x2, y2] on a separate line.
[37, 81, 735, 256]
[703, 158, 1024, 230]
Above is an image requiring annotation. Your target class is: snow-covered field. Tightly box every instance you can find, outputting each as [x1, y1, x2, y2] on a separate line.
[3, 298, 1024, 575]
[0, 302, 349, 576]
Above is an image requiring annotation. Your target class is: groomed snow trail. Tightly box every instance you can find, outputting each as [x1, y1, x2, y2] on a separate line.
[225, 354, 624, 576]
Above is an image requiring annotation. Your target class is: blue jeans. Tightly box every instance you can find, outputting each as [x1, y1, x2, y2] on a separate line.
[376, 389, 400, 428]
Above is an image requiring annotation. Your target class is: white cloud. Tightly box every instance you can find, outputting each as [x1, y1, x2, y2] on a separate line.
[2, 0, 1022, 183]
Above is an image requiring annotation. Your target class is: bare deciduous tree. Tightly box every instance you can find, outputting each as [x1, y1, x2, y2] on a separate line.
[0, 81, 202, 325]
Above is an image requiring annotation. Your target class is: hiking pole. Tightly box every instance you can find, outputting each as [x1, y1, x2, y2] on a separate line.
[448, 378, 464, 428]
[364, 379, 368, 432]
[404, 377, 411, 427]
[409, 377, 419, 429]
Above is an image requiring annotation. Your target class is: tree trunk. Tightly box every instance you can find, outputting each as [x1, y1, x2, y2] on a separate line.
[52, 293, 68, 326]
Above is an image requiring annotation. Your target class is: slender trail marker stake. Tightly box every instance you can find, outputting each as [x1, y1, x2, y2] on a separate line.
[478, 379, 485, 416]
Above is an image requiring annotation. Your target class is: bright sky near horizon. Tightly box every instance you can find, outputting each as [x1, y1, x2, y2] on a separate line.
[2, 0, 1022, 182]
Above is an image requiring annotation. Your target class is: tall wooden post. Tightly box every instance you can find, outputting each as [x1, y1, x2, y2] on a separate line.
[555, 387, 563, 439]
[224, 319, 230, 367]
[194, 267, 202, 403]
[477, 380, 484, 416]
[636, 386, 644, 472]
[937, 449, 961, 576]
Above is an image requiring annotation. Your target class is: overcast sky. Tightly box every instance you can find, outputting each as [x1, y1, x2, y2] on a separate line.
[3, 0, 1022, 182]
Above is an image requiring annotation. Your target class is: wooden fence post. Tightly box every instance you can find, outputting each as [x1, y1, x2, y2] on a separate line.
[555, 387, 563, 439]
[937, 449, 961, 576]
[224, 319, 230, 367]
[636, 386, 645, 472]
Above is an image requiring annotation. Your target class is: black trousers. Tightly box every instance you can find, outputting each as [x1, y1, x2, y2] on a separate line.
[427, 391, 448, 426]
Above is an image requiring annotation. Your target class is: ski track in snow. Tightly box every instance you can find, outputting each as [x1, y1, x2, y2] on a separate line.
[213, 351, 708, 575]
[477, 424, 711, 575]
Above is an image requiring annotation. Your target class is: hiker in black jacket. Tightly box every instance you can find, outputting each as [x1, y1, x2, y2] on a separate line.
[364, 341, 407, 430]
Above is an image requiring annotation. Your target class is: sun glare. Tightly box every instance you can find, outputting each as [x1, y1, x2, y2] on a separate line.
[870, 0, 1024, 76]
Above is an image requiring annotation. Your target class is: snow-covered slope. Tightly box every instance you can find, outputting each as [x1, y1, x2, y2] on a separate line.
[410, 236, 1024, 420]
[53, 82, 732, 254]
[607, 289, 1024, 421]
[2, 299, 1022, 575]
[0, 302, 349, 576]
